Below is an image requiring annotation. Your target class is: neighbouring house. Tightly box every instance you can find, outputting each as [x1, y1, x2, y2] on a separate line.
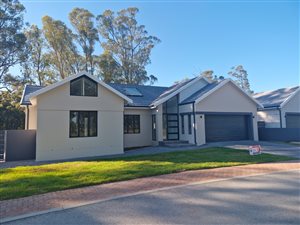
[253, 86, 300, 128]
[21, 71, 262, 161]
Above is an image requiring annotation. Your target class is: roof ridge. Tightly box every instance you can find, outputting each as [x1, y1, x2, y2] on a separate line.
[254, 85, 299, 95]
[107, 82, 168, 89]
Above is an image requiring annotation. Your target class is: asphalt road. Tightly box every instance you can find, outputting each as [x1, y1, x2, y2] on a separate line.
[5, 170, 300, 225]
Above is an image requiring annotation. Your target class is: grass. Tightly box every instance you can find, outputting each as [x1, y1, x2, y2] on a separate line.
[0, 147, 293, 201]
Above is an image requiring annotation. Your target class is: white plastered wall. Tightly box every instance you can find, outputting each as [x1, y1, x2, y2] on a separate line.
[179, 103, 195, 144]
[195, 82, 259, 145]
[124, 108, 152, 148]
[281, 91, 300, 128]
[32, 82, 125, 161]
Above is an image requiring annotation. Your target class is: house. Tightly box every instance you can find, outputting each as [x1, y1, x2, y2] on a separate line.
[21, 71, 262, 161]
[253, 86, 300, 128]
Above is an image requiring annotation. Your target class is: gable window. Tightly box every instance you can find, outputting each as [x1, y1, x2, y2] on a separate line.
[181, 115, 185, 134]
[188, 114, 192, 134]
[124, 115, 140, 134]
[70, 111, 97, 137]
[70, 76, 97, 97]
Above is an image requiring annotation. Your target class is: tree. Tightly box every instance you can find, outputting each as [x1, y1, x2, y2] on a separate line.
[21, 25, 55, 86]
[0, 0, 27, 89]
[42, 15, 81, 80]
[69, 8, 98, 74]
[200, 70, 225, 82]
[96, 7, 160, 85]
[201, 70, 214, 81]
[96, 51, 122, 83]
[228, 65, 252, 93]
[0, 89, 24, 129]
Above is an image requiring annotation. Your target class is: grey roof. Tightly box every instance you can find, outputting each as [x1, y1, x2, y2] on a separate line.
[180, 80, 225, 104]
[253, 86, 299, 108]
[151, 77, 197, 106]
[107, 83, 168, 107]
[20, 85, 45, 105]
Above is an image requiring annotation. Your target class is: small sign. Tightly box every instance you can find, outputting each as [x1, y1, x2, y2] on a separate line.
[248, 145, 262, 155]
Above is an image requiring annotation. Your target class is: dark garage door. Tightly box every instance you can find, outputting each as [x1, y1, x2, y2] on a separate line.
[205, 114, 251, 142]
[286, 114, 300, 128]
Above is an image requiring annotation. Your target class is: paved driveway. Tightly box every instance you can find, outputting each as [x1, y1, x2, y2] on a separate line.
[206, 141, 300, 159]
[5, 170, 300, 225]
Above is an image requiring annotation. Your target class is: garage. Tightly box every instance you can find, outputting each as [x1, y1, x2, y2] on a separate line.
[286, 113, 300, 128]
[205, 114, 252, 142]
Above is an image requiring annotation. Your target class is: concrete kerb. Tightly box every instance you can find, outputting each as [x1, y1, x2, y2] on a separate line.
[1, 167, 299, 224]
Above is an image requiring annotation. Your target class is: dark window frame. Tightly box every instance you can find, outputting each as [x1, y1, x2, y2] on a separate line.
[70, 76, 98, 97]
[69, 111, 98, 138]
[152, 114, 156, 141]
[188, 114, 192, 134]
[124, 115, 140, 134]
[181, 115, 185, 134]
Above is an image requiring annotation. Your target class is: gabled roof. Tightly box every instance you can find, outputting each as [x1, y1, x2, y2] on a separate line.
[150, 76, 211, 107]
[108, 83, 168, 107]
[253, 86, 299, 109]
[181, 79, 263, 108]
[180, 80, 225, 104]
[22, 72, 133, 105]
[20, 85, 45, 105]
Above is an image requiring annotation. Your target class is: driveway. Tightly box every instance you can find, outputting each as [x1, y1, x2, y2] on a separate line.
[4, 170, 300, 225]
[206, 141, 300, 159]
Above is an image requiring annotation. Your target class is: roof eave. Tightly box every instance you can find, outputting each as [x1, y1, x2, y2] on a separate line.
[279, 87, 300, 109]
[194, 79, 264, 108]
[27, 72, 133, 104]
[151, 76, 211, 107]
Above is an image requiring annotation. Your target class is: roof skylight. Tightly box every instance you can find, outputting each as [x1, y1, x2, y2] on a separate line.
[123, 87, 143, 96]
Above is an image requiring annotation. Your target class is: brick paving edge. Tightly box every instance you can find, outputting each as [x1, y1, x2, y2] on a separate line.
[1, 168, 299, 224]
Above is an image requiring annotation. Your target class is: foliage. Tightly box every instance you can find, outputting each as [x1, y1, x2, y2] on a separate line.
[228, 65, 252, 93]
[201, 70, 214, 81]
[21, 24, 55, 86]
[69, 8, 98, 73]
[42, 15, 81, 79]
[96, 7, 160, 84]
[201, 70, 225, 82]
[0, 89, 24, 130]
[0, 0, 27, 88]
[0, 148, 292, 200]
[96, 50, 122, 82]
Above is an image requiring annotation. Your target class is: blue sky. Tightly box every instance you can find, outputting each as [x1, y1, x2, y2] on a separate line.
[20, 0, 299, 92]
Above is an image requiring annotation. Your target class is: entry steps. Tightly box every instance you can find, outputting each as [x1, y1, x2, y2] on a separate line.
[159, 140, 195, 148]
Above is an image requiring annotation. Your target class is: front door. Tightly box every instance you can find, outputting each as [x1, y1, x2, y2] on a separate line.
[166, 114, 179, 140]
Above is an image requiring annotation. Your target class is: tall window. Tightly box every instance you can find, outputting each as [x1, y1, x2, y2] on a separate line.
[124, 115, 140, 134]
[181, 115, 185, 134]
[70, 111, 97, 137]
[188, 114, 192, 134]
[70, 76, 97, 97]
[152, 115, 156, 141]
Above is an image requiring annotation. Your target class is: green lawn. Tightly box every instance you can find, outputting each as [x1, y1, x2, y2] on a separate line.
[0, 148, 293, 201]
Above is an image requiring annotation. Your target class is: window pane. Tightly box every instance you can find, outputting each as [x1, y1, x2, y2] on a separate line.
[124, 115, 140, 134]
[89, 112, 97, 136]
[181, 115, 185, 134]
[188, 115, 192, 134]
[70, 79, 83, 96]
[70, 111, 78, 137]
[84, 78, 97, 96]
[128, 116, 134, 133]
[79, 112, 89, 137]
